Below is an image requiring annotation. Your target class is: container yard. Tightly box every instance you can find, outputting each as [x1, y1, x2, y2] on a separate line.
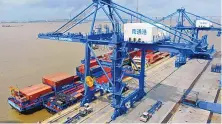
[1, 0, 221, 123]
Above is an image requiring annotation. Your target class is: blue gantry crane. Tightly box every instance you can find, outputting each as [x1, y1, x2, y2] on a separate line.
[157, 8, 221, 53]
[156, 8, 221, 67]
[38, 0, 216, 120]
[157, 8, 222, 39]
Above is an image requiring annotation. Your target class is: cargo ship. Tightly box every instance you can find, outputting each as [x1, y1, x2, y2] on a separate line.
[8, 50, 170, 114]
[8, 73, 81, 113]
[8, 54, 113, 114]
[8, 84, 54, 113]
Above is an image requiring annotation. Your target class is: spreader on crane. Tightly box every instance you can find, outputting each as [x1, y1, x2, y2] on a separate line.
[38, 0, 216, 120]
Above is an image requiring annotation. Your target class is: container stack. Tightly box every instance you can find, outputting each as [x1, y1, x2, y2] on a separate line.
[20, 83, 52, 101]
[42, 73, 79, 92]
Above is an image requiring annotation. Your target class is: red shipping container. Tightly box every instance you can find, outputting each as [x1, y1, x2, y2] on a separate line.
[90, 60, 98, 67]
[73, 76, 80, 82]
[146, 53, 154, 60]
[96, 72, 112, 84]
[97, 55, 103, 59]
[20, 83, 52, 101]
[42, 73, 76, 87]
[78, 59, 99, 74]
[129, 50, 141, 58]
[79, 64, 111, 75]
[104, 67, 111, 73]
[148, 52, 163, 64]
[147, 50, 152, 53]
[161, 52, 169, 57]
[76, 88, 84, 94]
[75, 93, 83, 100]
[78, 65, 85, 74]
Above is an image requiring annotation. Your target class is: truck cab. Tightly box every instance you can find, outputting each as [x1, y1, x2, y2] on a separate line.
[84, 103, 93, 113]
[79, 103, 93, 117]
[140, 112, 152, 122]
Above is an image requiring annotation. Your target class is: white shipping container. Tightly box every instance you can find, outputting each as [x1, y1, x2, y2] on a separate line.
[195, 20, 213, 28]
[124, 23, 167, 43]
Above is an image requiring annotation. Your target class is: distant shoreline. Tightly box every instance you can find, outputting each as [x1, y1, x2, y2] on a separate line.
[1, 16, 221, 23]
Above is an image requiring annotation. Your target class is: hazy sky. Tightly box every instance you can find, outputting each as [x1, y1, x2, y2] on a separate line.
[0, 0, 221, 21]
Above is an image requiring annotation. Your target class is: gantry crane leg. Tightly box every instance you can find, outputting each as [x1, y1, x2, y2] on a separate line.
[81, 42, 96, 106]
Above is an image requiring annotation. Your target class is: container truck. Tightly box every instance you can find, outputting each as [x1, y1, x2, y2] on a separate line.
[79, 103, 93, 117]
[140, 101, 162, 122]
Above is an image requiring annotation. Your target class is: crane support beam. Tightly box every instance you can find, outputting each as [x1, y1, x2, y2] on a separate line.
[157, 11, 178, 22]
[197, 101, 221, 114]
[55, 3, 95, 33]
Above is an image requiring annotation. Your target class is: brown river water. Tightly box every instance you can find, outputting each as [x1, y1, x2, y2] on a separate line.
[0, 22, 102, 122]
